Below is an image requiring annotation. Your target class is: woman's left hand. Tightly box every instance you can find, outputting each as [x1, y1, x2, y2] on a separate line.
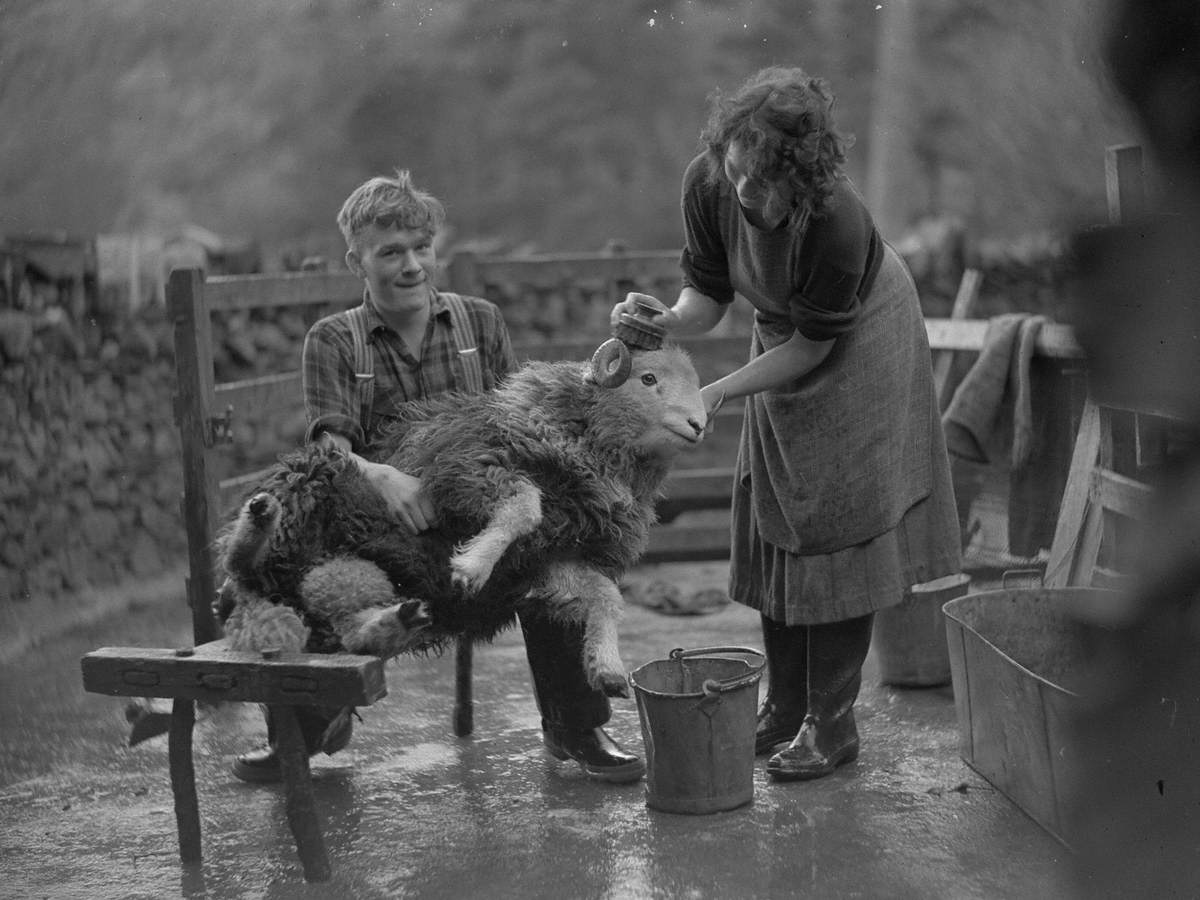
[700, 385, 726, 434]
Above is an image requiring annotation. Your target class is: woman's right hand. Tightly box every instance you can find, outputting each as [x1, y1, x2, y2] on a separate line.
[610, 292, 679, 333]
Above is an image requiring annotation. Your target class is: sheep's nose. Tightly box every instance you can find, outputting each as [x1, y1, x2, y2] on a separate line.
[688, 418, 704, 437]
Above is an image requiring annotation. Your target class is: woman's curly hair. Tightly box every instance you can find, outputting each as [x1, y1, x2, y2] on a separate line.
[700, 66, 852, 223]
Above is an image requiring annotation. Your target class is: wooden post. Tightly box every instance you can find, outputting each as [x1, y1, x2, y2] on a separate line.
[454, 639, 474, 737]
[1046, 144, 1154, 585]
[1105, 144, 1146, 224]
[1045, 399, 1104, 588]
[129, 236, 141, 311]
[445, 247, 479, 736]
[168, 698, 202, 863]
[932, 267, 982, 405]
[273, 705, 331, 883]
[1105, 145, 1168, 470]
[934, 267, 985, 549]
[169, 268, 221, 645]
[865, 0, 919, 239]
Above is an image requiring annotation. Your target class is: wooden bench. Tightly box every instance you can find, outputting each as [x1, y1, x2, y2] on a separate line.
[81, 639, 383, 881]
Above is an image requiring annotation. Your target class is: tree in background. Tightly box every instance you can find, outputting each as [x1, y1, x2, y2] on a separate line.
[866, 0, 919, 239]
[0, 0, 1134, 261]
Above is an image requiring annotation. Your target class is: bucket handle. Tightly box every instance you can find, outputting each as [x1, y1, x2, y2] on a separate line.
[1001, 568, 1045, 590]
[668, 646, 766, 696]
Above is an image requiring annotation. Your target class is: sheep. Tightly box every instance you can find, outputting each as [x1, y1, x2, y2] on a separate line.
[216, 342, 708, 697]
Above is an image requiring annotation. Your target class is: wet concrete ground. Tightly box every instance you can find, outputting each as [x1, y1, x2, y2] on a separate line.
[0, 567, 1078, 899]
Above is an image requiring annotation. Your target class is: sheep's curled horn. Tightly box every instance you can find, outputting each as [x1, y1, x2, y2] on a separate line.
[589, 298, 668, 388]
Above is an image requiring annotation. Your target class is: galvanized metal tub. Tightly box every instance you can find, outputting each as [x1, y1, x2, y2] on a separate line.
[942, 586, 1117, 847]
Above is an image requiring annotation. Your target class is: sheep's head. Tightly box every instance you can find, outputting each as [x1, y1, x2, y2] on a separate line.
[584, 343, 707, 456]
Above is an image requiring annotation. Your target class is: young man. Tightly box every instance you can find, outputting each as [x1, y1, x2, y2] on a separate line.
[231, 170, 644, 784]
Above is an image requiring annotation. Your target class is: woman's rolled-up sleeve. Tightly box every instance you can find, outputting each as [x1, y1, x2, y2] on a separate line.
[789, 261, 862, 341]
[680, 158, 735, 305]
[789, 188, 875, 341]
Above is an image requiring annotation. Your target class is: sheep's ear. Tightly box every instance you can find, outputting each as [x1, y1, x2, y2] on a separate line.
[588, 338, 631, 388]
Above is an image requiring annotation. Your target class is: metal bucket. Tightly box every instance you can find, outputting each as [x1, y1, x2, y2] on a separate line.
[629, 646, 765, 814]
[873, 573, 971, 687]
[942, 584, 1117, 846]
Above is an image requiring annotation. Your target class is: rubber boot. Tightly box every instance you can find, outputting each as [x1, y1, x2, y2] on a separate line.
[767, 613, 874, 781]
[231, 704, 354, 783]
[755, 615, 810, 755]
[520, 612, 644, 783]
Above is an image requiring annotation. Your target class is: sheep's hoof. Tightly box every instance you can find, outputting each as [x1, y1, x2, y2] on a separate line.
[346, 601, 434, 658]
[397, 598, 432, 630]
[247, 492, 278, 523]
[449, 559, 492, 596]
[596, 671, 630, 699]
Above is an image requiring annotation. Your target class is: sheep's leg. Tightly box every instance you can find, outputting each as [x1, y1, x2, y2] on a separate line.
[339, 600, 432, 658]
[300, 559, 433, 657]
[220, 492, 281, 581]
[450, 479, 542, 594]
[224, 592, 309, 653]
[527, 561, 628, 698]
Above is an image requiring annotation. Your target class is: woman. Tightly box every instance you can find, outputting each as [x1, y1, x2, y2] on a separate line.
[612, 66, 961, 781]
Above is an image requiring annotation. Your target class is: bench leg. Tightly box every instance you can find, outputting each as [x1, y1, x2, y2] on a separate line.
[271, 705, 331, 883]
[168, 698, 202, 864]
[454, 638, 474, 737]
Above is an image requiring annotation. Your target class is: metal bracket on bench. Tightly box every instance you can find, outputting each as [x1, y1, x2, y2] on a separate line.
[209, 406, 234, 445]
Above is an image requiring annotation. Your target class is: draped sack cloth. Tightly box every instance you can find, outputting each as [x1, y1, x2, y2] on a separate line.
[941, 313, 1049, 470]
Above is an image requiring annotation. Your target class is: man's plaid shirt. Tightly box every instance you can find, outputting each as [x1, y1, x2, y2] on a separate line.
[302, 289, 517, 457]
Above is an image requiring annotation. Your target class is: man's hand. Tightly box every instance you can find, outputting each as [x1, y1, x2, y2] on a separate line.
[360, 459, 437, 534]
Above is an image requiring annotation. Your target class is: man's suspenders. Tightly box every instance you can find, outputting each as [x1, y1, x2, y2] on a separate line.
[345, 304, 375, 434]
[344, 293, 485, 434]
[440, 292, 485, 394]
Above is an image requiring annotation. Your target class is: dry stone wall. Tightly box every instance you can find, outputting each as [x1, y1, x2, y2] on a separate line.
[2, 305, 183, 603]
[0, 235, 1071, 608]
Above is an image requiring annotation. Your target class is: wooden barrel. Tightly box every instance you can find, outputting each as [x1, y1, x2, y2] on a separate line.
[873, 573, 971, 687]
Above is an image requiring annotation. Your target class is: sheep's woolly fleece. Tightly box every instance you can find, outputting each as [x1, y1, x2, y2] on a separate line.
[216, 347, 707, 688]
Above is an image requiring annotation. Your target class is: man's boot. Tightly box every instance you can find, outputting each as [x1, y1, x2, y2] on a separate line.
[521, 612, 645, 784]
[755, 614, 810, 755]
[767, 613, 874, 781]
[231, 704, 354, 783]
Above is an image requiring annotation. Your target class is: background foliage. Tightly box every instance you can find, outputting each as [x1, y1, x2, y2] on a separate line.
[1, 0, 1133, 262]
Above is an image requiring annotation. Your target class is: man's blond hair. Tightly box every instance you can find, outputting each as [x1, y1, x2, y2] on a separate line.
[336, 170, 446, 250]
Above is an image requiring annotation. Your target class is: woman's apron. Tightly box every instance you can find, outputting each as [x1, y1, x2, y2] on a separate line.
[732, 244, 937, 556]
